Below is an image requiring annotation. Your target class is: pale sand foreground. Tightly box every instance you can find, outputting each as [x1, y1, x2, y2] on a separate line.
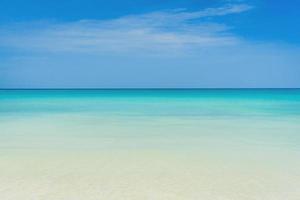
[1, 150, 300, 200]
[0, 115, 300, 200]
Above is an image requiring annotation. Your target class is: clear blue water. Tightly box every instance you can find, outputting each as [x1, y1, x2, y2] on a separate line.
[1, 89, 299, 151]
[1, 89, 300, 117]
[0, 89, 300, 199]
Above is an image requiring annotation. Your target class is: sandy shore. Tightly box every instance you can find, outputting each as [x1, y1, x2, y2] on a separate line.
[1, 147, 300, 200]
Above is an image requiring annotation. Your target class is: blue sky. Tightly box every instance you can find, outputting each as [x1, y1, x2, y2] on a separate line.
[0, 0, 299, 88]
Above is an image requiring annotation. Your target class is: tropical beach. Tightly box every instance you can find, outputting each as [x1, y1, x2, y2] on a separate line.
[0, 89, 299, 199]
[1, 0, 300, 199]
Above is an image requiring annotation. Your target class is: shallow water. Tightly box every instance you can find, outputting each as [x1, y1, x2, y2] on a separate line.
[0, 89, 300, 199]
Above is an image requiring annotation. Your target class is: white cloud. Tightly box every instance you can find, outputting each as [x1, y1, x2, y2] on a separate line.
[1, 3, 300, 88]
[0, 4, 252, 55]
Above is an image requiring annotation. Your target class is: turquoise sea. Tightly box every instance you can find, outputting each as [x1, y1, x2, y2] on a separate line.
[0, 89, 300, 199]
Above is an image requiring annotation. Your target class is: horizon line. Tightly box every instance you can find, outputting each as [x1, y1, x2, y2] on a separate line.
[0, 88, 299, 90]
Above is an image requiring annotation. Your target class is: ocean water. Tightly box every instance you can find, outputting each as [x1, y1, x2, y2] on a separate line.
[0, 89, 300, 200]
